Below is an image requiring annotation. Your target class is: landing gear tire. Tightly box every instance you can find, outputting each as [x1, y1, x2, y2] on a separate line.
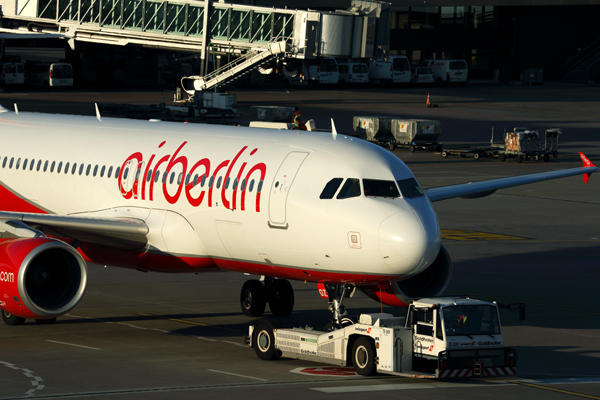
[240, 280, 267, 317]
[35, 318, 57, 325]
[253, 320, 282, 360]
[268, 279, 294, 317]
[352, 336, 377, 376]
[2, 310, 25, 326]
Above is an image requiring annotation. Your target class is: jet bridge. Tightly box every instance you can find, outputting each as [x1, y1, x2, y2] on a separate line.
[1, 0, 390, 89]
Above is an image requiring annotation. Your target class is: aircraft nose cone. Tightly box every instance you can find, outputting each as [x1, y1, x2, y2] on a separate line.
[379, 208, 440, 275]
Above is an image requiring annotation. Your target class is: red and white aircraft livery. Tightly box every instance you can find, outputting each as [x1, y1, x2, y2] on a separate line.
[0, 104, 597, 326]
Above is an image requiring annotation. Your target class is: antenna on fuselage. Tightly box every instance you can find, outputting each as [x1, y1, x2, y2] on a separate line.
[14, 104, 19, 115]
[331, 118, 337, 140]
[95, 103, 102, 122]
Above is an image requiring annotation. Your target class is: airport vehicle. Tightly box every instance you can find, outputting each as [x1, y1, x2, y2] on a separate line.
[283, 57, 339, 87]
[421, 59, 468, 86]
[249, 297, 517, 377]
[0, 104, 597, 326]
[411, 67, 434, 85]
[338, 63, 369, 85]
[368, 56, 411, 86]
[0, 62, 25, 87]
[25, 62, 73, 89]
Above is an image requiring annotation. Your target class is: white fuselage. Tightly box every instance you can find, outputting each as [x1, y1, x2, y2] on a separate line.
[0, 110, 441, 284]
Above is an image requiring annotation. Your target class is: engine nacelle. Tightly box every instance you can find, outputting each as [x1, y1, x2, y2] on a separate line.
[0, 238, 87, 319]
[359, 244, 452, 308]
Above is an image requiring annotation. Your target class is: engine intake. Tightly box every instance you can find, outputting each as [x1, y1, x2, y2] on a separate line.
[359, 244, 452, 308]
[0, 238, 87, 319]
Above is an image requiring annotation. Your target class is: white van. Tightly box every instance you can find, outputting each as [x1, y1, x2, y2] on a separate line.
[368, 56, 411, 86]
[0, 62, 25, 87]
[338, 63, 369, 85]
[421, 59, 468, 86]
[26, 62, 73, 89]
[284, 57, 339, 87]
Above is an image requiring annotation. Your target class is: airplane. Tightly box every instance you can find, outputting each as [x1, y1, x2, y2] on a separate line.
[0, 103, 597, 327]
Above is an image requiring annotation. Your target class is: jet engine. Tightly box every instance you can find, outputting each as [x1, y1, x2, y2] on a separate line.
[359, 244, 452, 308]
[0, 237, 87, 320]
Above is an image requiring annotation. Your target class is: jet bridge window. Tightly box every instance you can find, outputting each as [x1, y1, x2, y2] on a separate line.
[363, 179, 400, 198]
[397, 178, 425, 199]
[320, 178, 343, 199]
[336, 178, 361, 199]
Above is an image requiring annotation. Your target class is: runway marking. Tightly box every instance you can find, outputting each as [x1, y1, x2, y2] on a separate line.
[46, 340, 101, 350]
[447, 290, 600, 316]
[441, 230, 526, 241]
[0, 361, 45, 398]
[207, 369, 268, 381]
[137, 313, 241, 332]
[516, 381, 600, 399]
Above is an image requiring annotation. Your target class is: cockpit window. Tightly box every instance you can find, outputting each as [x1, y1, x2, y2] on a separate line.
[363, 179, 400, 198]
[397, 178, 425, 199]
[320, 178, 343, 199]
[336, 178, 361, 199]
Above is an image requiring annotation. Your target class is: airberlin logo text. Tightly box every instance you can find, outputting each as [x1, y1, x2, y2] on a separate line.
[118, 142, 267, 212]
[0, 271, 14, 283]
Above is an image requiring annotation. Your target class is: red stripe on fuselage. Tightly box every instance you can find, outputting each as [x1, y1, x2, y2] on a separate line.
[0, 184, 48, 213]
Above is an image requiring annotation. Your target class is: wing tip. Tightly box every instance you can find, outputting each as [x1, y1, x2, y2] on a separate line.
[579, 152, 597, 183]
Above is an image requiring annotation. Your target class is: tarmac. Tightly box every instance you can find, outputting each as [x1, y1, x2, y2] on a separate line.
[0, 83, 599, 399]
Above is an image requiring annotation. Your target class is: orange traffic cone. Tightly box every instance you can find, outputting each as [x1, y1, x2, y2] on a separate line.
[426, 93, 431, 107]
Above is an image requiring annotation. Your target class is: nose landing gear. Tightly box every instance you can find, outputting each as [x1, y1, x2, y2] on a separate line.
[323, 283, 356, 330]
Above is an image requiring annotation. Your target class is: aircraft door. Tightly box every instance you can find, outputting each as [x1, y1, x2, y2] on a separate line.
[268, 152, 308, 228]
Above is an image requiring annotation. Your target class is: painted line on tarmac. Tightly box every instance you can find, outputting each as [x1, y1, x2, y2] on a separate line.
[46, 340, 101, 350]
[441, 229, 526, 241]
[516, 381, 600, 399]
[0, 361, 45, 398]
[137, 313, 241, 332]
[207, 369, 268, 381]
[447, 291, 600, 316]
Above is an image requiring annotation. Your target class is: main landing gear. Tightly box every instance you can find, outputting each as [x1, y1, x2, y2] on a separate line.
[240, 277, 295, 317]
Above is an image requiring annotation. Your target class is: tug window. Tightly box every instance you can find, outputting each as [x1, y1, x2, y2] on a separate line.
[320, 178, 343, 199]
[363, 179, 400, 198]
[397, 178, 425, 199]
[336, 178, 361, 199]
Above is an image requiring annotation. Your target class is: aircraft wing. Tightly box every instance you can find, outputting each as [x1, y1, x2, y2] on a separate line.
[425, 152, 599, 202]
[0, 211, 149, 250]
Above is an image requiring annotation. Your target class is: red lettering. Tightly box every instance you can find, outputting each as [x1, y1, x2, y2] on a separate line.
[185, 158, 210, 207]
[222, 146, 247, 210]
[241, 163, 267, 212]
[149, 154, 169, 201]
[209, 160, 229, 207]
[119, 152, 143, 200]
[162, 142, 188, 204]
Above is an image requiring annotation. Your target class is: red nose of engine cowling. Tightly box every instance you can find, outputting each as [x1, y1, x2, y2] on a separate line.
[0, 237, 87, 319]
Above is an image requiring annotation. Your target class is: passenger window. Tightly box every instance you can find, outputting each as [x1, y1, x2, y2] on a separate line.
[108, 166, 113, 178]
[241, 178, 246, 191]
[209, 176, 214, 188]
[363, 179, 400, 198]
[225, 177, 230, 190]
[100, 166, 105, 177]
[37, 160, 41, 171]
[169, 172, 175, 184]
[57, 161, 62, 173]
[233, 178, 238, 190]
[9, 157, 14, 169]
[257, 180, 263, 193]
[193, 175, 199, 186]
[397, 178, 425, 199]
[147, 169, 152, 182]
[336, 178, 361, 199]
[216, 176, 222, 189]
[115, 166, 120, 178]
[65, 162, 70, 174]
[177, 173, 182, 185]
[23, 159, 28, 170]
[185, 174, 190, 185]
[79, 164, 84, 175]
[2, 158, 6, 168]
[154, 170, 160, 183]
[16, 158, 21, 169]
[43, 160, 48, 172]
[162, 171, 167, 183]
[249, 179, 255, 192]
[320, 178, 343, 199]
[201, 175, 206, 187]
[86, 164, 91, 176]
[93, 165, 98, 177]
[30, 159, 35, 171]
[50, 161, 56, 173]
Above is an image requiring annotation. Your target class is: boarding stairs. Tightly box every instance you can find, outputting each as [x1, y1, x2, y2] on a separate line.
[562, 38, 600, 83]
[182, 40, 287, 95]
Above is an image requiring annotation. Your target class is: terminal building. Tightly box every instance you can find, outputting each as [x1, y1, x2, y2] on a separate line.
[0, 0, 598, 86]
